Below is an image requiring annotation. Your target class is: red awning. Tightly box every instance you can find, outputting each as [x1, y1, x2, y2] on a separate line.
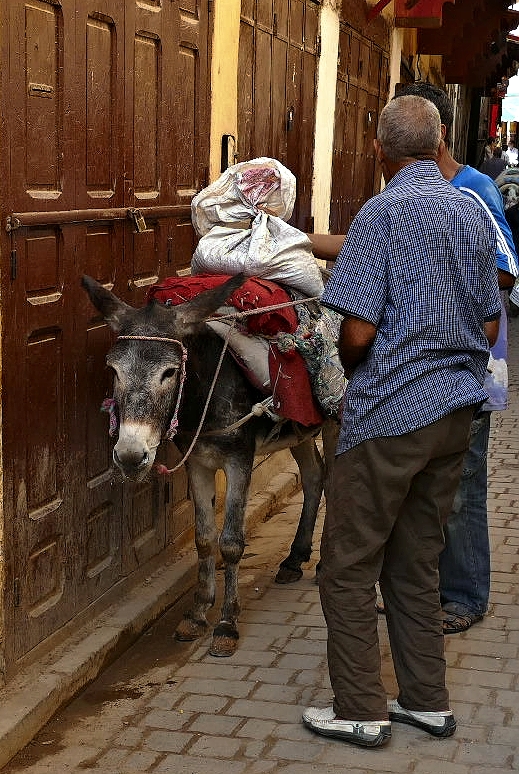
[395, 0, 455, 29]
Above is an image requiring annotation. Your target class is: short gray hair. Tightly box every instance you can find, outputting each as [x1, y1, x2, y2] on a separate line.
[377, 95, 441, 162]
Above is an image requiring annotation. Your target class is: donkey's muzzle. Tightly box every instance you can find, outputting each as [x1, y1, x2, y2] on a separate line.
[113, 447, 150, 479]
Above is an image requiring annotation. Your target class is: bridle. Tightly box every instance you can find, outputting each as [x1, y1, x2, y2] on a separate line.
[101, 295, 322, 475]
[103, 328, 234, 475]
[103, 335, 188, 442]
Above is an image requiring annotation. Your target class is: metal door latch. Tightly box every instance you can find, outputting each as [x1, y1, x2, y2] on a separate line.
[6, 215, 22, 232]
[127, 208, 147, 233]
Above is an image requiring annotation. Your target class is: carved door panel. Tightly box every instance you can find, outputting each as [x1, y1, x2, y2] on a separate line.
[237, 0, 320, 232]
[0, 0, 208, 671]
[330, 23, 389, 234]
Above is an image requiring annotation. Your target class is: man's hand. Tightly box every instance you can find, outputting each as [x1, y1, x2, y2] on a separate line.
[498, 269, 515, 289]
[484, 319, 499, 347]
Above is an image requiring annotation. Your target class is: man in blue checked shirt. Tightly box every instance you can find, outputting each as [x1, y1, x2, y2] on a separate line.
[302, 95, 501, 749]
[396, 83, 519, 636]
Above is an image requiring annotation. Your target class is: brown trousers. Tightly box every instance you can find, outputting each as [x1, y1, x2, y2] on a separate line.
[319, 406, 475, 720]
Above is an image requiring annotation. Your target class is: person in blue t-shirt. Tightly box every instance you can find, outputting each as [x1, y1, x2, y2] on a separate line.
[396, 83, 519, 634]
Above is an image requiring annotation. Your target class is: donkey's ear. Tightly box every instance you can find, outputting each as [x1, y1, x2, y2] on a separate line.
[174, 273, 247, 329]
[81, 275, 133, 332]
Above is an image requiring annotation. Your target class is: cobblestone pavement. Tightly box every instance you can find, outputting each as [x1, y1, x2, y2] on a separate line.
[3, 319, 519, 774]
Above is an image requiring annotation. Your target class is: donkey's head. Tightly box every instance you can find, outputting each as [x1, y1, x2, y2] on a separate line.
[82, 274, 245, 481]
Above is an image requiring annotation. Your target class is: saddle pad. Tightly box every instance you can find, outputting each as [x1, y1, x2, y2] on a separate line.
[147, 274, 298, 336]
[147, 275, 322, 426]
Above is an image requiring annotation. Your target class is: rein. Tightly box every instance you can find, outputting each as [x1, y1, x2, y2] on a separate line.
[103, 295, 320, 476]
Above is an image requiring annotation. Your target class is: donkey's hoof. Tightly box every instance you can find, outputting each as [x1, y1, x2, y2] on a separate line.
[175, 616, 208, 642]
[275, 565, 303, 584]
[209, 622, 239, 657]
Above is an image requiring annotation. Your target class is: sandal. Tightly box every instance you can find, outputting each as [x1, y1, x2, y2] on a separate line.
[442, 610, 483, 635]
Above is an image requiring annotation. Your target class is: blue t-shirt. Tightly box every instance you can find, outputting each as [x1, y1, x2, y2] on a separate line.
[452, 165, 519, 411]
[322, 161, 501, 454]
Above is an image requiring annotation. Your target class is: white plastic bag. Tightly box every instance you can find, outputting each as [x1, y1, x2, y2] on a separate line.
[191, 157, 296, 236]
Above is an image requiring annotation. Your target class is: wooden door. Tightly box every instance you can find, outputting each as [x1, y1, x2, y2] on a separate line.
[238, 0, 320, 232]
[330, 24, 389, 234]
[0, 0, 209, 672]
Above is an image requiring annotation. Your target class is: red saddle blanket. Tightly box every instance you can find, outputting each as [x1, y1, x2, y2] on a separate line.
[147, 275, 323, 426]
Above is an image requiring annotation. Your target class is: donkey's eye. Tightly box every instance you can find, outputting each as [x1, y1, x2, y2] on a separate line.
[106, 365, 118, 382]
[161, 368, 177, 383]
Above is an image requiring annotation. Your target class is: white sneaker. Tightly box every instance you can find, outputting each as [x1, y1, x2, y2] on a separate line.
[388, 699, 456, 737]
[302, 706, 391, 747]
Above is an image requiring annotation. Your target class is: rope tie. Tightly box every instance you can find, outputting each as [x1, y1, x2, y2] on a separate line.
[206, 295, 320, 323]
[101, 398, 118, 437]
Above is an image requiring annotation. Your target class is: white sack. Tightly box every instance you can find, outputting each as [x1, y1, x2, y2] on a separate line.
[191, 157, 296, 236]
[191, 158, 324, 298]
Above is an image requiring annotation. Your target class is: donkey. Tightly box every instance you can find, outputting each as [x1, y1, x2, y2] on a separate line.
[82, 273, 338, 657]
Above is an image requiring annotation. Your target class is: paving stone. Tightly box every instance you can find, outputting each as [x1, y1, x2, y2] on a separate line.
[154, 755, 246, 773]
[188, 734, 242, 757]
[266, 738, 322, 762]
[187, 712, 243, 736]
[414, 761, 472, 774]
[140, 708, 193, 730]
[248, 667, 297, 685]
[454, 740, 516, 766]
[236, 718, 277, 740]
[175, 663, 251, 680]
[178, 677, 256, 699]
[448, 667, 513, 689]
[252, 682, 301, 703]
[276, 653, 324, 670]
[143, 729, 193, 753]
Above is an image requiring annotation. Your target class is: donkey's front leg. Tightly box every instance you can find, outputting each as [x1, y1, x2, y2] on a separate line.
[175, 460, 218, 642]
[210, 458, 252, 657]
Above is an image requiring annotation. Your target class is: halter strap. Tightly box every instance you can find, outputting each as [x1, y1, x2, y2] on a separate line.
[107, 334, 188, 440]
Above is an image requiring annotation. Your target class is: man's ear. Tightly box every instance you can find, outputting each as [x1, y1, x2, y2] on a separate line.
[440, 123, 447, 140]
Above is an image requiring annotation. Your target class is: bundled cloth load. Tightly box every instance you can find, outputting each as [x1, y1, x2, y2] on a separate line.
[149, 158, 346, 425]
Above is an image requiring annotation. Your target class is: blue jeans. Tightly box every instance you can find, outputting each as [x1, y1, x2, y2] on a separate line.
[439, 412, 491, 617]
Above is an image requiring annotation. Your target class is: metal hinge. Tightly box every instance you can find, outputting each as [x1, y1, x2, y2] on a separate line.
[6, 216, 22, 232]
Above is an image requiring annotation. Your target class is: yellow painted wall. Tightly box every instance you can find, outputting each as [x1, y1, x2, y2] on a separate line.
[311, 3, 340, 233]
[312, 2, 403, 228]
[208, 0, 241, 182]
